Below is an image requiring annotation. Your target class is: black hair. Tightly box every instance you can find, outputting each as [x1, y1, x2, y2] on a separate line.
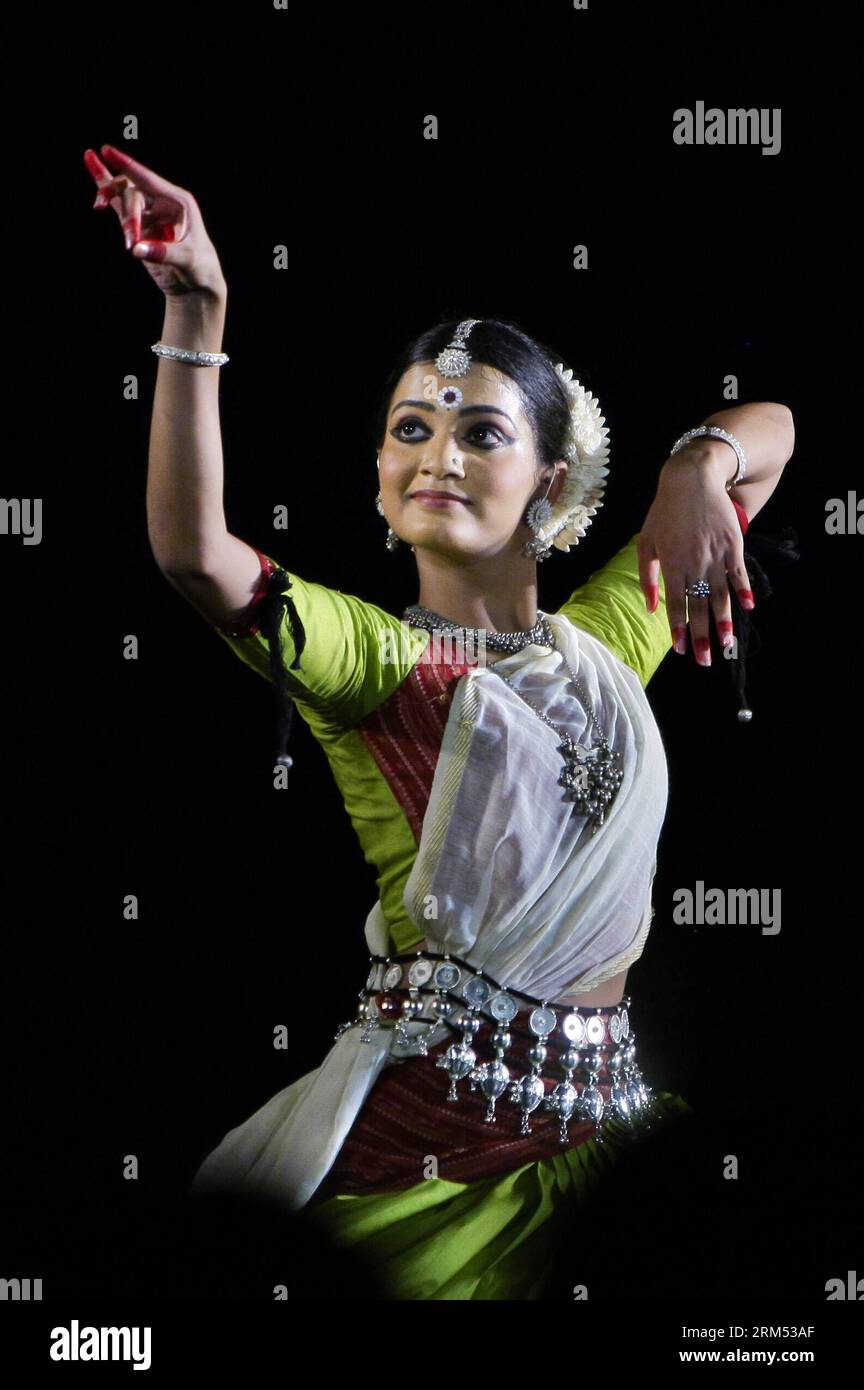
[373, 317, 576, 476]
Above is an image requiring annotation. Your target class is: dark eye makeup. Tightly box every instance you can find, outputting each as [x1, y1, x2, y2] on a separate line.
[391, 416, 511, 447]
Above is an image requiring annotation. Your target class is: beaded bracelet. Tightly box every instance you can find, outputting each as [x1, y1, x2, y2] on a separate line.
[151, 340, 229, 367]
[669, 425, 747, 490]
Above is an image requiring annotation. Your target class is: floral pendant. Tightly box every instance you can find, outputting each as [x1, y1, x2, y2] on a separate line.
[556, 736, 624, 832]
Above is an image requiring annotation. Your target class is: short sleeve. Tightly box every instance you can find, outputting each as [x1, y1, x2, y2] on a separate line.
[557, 501, 750, 689]
[557, 534, 671, 688]
[206, 547, 429, 728]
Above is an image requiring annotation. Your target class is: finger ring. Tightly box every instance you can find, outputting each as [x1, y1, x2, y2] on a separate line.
[685, 579, 711, 598]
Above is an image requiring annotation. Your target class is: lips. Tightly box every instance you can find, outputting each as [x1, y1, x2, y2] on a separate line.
[409, 491, 470, 504]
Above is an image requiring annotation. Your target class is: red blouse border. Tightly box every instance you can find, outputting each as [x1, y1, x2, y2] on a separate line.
[211, 547, 276, 638]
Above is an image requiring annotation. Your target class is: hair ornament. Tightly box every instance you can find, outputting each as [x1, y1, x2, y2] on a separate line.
[538, 365, 611, 552]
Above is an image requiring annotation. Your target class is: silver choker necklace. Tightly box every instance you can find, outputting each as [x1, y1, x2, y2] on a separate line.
[403, 604, 624, 832]
[403, 603, 550, 654]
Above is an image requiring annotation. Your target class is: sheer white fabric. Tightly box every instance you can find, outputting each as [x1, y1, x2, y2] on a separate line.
[190, 613, 669, 1212]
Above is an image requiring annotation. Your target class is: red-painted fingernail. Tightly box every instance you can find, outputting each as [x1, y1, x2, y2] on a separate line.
[717, 620, 735, 648]
[102, 143, 129, 161]
[133, 241, 166, 262]
[672, 625, 687, 654]
[646, 583, 659, 614]
[694, 637, 712, 666]
[737, 588, 755, 610]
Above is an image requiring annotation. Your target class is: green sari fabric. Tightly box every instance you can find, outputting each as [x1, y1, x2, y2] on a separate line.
[307, 1091, 693, 1300]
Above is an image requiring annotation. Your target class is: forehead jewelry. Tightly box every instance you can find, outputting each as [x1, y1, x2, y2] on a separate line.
[435, 319, 482, 410]
[436, 319, 482, 379]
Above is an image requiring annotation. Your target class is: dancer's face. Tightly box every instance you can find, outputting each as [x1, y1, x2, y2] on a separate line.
[378, 362, 566, 560]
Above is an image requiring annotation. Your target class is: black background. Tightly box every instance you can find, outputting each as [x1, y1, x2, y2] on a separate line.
[2, 0, 860, 1318]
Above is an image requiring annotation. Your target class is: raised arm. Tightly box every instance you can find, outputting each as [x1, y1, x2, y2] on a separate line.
[84, 143, 263, 625]
[145, 288, 265, 629]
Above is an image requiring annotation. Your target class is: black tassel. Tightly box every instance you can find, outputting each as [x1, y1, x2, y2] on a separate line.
[727, 523, 800, 721]
[256, 566, 306, 781]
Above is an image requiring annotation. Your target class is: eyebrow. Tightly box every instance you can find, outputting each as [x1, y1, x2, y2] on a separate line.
[390, 398, 517, 430]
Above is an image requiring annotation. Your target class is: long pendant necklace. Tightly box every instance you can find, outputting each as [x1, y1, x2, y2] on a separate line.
[403, 605, 624, 832]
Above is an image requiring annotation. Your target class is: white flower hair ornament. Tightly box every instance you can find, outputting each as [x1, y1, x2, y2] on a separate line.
[522, 363, 611, 561]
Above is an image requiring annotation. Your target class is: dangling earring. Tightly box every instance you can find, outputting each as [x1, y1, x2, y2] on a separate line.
[374, 454, 401, 550]
[521, 468, 558, 562]
[375, 491, 401, 551]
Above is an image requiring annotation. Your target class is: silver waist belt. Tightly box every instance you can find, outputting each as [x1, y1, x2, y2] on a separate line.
[334, 948, 657, 1145]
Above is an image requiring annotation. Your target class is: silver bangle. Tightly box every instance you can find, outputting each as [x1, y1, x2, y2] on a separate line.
[151, 340, 229, 367]
[669, 425, 746, 490]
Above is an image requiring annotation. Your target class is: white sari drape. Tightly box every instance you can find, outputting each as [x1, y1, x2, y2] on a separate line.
[190, 614, 669, 1212]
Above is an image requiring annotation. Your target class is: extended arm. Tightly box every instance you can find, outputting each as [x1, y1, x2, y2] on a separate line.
[660, 401, 795, 524]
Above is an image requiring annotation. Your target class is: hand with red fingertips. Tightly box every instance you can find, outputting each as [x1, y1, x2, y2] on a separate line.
[637, 461, 756, 666]
[83, 143, 226, 300]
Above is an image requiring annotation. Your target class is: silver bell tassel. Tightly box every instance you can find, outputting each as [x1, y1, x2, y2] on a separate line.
[357, 995, 381, 1045]
[623, 1034, 656, 1125]
[474, 1027, 512, 1124]
[435, 1008, 480, 1102]
[608, 1046, 632, 1124]
[508, 1005, 557, 1135]
[579, 1046, 607, 1142]
[543, 1046, 582, 1144]
[394, 993, 424, 1048]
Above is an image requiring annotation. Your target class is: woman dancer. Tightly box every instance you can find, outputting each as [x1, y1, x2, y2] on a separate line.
[85, 143, 795, 1301]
